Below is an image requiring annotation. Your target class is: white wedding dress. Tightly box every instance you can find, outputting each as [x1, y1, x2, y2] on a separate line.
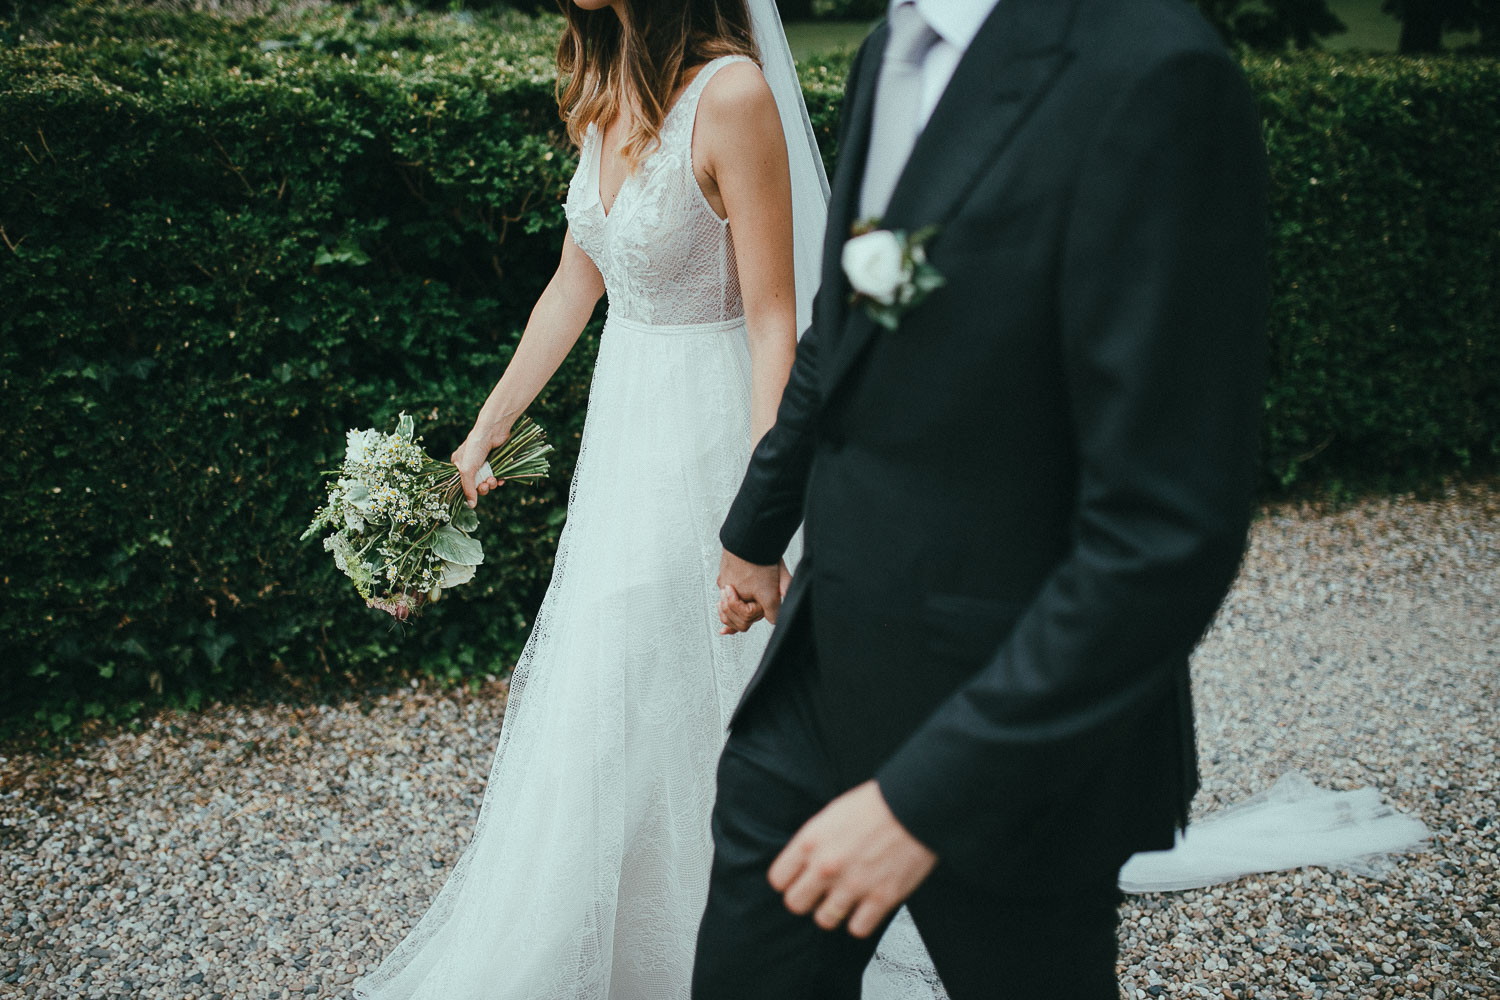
[352, 48, 1431, 1000]
[353, 54, 932, 1000]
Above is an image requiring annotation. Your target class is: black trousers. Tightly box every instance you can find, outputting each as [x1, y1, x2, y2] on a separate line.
[691, 627, 1124, 1000]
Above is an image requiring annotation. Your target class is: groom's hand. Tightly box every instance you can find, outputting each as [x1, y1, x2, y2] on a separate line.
[768, 780, 938, 939]
[716, 549, 782, 633]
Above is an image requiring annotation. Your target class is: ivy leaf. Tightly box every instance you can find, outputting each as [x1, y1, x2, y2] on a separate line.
[199, 633, 237, 670]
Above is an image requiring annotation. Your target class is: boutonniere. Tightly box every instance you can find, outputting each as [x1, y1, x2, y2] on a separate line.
[841, 220, 945, 331]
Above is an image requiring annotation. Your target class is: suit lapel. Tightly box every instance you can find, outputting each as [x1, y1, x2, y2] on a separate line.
[819, 0, 1079, 399]
[819, 22, 889, 338]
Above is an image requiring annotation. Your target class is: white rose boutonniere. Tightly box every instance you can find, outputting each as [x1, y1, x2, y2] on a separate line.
[841, 222, 944, 331]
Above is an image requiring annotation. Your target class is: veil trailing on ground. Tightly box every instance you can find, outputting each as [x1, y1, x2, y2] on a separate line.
[747, 0, 830, 337]
[1119, 772, 1431, 893]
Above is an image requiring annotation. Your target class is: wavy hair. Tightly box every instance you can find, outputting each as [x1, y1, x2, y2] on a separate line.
[555, 0, 759, 169]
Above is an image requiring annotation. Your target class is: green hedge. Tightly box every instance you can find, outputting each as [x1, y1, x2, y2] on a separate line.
[1, 4, 1497, 731]
[1248, 54, 1500, 485]
[0, 4, 587, 732]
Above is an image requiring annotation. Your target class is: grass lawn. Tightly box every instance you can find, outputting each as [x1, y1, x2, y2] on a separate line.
[782, 1, 1480, 58]
[783, 19, 873, 59]
[1324, 0, 1479, 50]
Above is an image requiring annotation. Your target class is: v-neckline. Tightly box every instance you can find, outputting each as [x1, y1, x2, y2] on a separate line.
[594, 61, 715, 220]
[594, 120, 628, 220]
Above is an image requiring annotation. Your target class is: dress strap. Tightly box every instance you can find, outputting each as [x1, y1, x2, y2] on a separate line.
[672, 54, 755, 127]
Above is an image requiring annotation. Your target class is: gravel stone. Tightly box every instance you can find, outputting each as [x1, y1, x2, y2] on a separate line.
[2, 483, 1497, 999]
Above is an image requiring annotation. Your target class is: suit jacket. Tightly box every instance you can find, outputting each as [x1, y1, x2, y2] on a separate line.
[720, 0, 1269, 890]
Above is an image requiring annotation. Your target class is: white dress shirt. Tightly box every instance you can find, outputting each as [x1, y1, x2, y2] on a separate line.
[903, 0, 1004, 126]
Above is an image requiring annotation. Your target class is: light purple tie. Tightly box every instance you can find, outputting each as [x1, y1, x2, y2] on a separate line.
[859, 2, 940, 221]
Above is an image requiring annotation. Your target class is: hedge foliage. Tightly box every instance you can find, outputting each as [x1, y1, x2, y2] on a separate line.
[1246, 54, 1500, 486]
[1, 4, 588, 732]
[1, 3, 1496, 731]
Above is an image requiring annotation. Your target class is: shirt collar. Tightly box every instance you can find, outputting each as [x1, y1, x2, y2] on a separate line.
[905, 0, 1002, 51]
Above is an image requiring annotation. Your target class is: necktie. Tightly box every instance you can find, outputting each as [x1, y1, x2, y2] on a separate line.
[858, 2, 940, 221]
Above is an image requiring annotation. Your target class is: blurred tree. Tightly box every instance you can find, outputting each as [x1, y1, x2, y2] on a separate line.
[775, 0, 813, 21]
[1383, 0, 1500, 52]
[1194, 0, 1347, 50]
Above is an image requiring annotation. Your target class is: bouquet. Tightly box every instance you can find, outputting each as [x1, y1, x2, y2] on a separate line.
[301, 412, 553, 619]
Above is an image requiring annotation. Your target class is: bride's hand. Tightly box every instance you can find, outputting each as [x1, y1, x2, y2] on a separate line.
[451, 422, 509, 509]
[718, 556, 792, 635]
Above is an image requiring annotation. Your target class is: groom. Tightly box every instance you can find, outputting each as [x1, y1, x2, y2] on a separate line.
[693, 0, 1269, 996]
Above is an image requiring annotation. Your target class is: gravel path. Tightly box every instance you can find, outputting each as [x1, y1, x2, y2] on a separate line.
[3, 484, 1497, 1000]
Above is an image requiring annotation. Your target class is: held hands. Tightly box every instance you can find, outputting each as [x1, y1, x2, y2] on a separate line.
[717, 549, 791, 635]
[769, 780, 938, 938]
[450, 422, 510, 509]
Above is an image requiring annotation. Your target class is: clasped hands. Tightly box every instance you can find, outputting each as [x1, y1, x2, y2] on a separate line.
[716, 549, 939, 937]
[716, 548, 788, 635]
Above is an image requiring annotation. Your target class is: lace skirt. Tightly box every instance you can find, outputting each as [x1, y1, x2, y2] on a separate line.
[353, 312, 774, 999]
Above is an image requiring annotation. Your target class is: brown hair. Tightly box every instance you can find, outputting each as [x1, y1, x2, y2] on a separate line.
[555, 0, 759, 170]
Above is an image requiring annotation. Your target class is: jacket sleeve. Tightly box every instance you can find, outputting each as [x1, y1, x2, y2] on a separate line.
[718, 36, 878, 566]
[875, 51, 1270, 865]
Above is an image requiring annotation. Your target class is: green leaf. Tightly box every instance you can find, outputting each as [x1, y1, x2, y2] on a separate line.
[451, 505, 479, 533]
[431, 525, 484, 565]
[867, 305, 901, 332]
[345, 483, 372, 512]
[439, 560, 476, 587]
[199, 633, 236, 670]
[909, 224, 942, 246]
[913, 268, 946, 293]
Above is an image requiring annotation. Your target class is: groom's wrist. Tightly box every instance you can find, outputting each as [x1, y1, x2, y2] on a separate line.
[719, 525, 783, 569]
[874, 757, 961, 869]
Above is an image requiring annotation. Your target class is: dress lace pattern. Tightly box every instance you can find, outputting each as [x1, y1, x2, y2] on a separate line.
[566, 59, 746, 328]
[351, 55, 792, 1000]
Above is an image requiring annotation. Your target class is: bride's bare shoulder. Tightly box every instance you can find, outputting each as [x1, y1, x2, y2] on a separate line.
[694, 60, 781, 153]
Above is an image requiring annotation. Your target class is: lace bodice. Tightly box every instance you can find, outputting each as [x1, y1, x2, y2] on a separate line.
[565, 55, 750, 327]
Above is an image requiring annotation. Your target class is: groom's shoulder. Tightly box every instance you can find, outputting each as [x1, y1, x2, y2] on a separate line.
[1068, 0, 1242, 104]
[1073, 0, 1234, 73]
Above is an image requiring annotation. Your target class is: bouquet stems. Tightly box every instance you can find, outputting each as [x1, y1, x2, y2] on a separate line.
[435, 416, 554, 510]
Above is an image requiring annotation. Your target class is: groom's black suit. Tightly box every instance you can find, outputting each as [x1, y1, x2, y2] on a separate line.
[694, 0, 1268, 995]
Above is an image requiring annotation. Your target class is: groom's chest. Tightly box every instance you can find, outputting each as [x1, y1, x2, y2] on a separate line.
[818, 109, 1100, 446]
[827, 122, 1081, 352]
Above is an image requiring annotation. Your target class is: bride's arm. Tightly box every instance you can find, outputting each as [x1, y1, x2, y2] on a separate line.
[452, 228, 604, 506]
[698, 62, 797, 445]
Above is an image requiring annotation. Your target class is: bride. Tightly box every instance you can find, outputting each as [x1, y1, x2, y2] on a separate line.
[353, 0, 868, 996]
[351, 0, 1430, 997]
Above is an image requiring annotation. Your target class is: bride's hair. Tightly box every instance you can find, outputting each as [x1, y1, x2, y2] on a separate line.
[555, 0, 759, 169]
